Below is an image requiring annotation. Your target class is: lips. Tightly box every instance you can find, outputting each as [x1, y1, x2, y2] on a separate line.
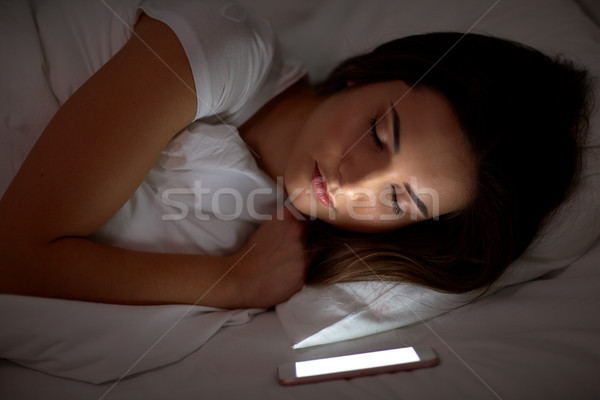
[312, 163, 334, 208]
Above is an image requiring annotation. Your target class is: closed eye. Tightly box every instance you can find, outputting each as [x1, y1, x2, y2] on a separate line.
[390, 185, 404, 216]
[369, 118, 384, 150]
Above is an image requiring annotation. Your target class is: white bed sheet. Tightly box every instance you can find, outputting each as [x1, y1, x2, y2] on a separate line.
[2, 237, 599, 399]
[2, 0, 600, 398]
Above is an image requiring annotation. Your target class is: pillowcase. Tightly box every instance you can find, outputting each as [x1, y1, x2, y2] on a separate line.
[267, 0, 600, 347]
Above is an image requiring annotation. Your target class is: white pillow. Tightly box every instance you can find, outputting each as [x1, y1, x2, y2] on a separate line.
[267, 0, 600, 348]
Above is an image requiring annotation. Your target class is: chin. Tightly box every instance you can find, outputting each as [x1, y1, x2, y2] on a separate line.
[283, 190, 314, 218]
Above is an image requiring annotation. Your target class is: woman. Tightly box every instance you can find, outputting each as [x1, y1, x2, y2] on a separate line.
[301, 32, 593, 294]
[0, 2, 592, 308]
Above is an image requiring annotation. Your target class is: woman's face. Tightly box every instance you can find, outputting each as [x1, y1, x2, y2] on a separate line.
[284, 80, 476, 232]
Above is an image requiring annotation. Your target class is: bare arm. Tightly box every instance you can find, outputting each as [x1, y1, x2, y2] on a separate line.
[0, 15, 306, 308]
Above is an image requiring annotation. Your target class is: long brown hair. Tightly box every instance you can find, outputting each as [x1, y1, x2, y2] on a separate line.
[304, 32, 593, 293]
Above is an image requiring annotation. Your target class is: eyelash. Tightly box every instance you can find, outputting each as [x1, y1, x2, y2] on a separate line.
[369, 117, 384, 150]
[390, 185, 404, 216]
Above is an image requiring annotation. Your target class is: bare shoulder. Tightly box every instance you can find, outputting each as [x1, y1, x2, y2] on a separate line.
[82, 13, 197, 133]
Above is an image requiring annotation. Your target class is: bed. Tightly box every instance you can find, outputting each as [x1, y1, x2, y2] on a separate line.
[1, 0, 600, 399]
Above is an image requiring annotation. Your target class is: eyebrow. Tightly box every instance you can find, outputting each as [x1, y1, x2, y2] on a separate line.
[403, 182, 429, 218]
[391, 102, 400, 154]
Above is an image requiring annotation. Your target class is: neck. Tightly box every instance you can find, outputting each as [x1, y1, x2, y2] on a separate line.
[239, 80, 320, 181]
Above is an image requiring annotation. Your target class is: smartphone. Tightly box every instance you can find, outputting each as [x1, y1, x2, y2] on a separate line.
[277, 345, 439, 385]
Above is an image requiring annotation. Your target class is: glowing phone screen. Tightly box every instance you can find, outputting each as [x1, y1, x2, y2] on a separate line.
[294, 347, 420, 378]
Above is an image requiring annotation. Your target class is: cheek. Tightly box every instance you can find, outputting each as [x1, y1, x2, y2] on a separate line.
[303, 97, 361, 154]
[325, 211, 410, 233]
[324, 193, 412, 233]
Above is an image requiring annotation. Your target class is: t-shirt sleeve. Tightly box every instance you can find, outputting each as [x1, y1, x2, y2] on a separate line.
[139, 0, 278, 122]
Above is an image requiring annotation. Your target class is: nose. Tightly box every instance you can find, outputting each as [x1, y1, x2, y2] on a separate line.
[339, 142, 390, 187]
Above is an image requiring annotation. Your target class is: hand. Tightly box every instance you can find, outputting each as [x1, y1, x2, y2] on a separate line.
[224, 209, 307, 308]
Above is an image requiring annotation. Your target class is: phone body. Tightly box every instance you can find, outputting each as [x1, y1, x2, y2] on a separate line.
[277, 345, 439, 385]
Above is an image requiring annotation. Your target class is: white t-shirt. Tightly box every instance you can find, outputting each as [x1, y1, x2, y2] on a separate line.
[93, 1, 306, 255]
[0, 0, 305, 255]
[140, 0, 305, 125]
[22, 0, 304, 126]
